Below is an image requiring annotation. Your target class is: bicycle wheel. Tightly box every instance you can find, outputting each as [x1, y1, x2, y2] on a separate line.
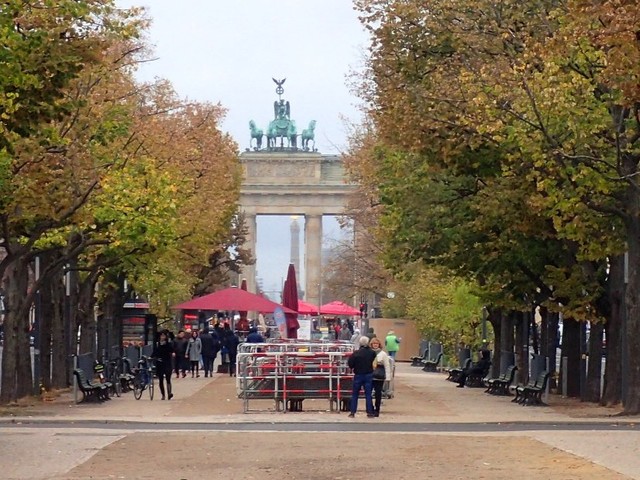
[133, 372, 143, 400]
[148, 371, 154, 400]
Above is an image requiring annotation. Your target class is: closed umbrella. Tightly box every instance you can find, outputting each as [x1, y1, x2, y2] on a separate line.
[236, 279, 250, 333]
[281, 263, 300, 339]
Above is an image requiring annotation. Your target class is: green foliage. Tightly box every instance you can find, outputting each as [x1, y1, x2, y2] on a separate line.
[351, 0, 640, 321]
[404, 267, 484, 352]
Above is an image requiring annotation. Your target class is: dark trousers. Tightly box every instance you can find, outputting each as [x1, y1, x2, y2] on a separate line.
[350, 373, 374, 415]
[458, 366, 484, 386]
[174, 357, 187, 377]
[190, 360, 199, 376]
[228, 352, 237, 376]
[203, 355, 215, 377]
[373, 379, 384, 414]
[157, 364, 172, 398]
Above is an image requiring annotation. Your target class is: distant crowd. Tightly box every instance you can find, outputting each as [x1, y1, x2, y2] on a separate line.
[148, 318, 402, 413]
[150, 320, 265, 400]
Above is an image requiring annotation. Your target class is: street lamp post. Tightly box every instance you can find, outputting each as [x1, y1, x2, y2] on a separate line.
[65, 264, 72, 385]
[481, 306, 488, 346]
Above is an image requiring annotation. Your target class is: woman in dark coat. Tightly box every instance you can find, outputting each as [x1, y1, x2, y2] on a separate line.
[172, 330, 188, 378]
[153, 331, 175, 400]
[223, 324, 241, 377]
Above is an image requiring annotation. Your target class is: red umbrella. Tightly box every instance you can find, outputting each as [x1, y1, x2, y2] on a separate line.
[320, 301, 361, 316]
[297, 300, 320, 315]
[281, 264, 300, 338]
[173, 287, 296, 313]
[236, 279, 250, 332]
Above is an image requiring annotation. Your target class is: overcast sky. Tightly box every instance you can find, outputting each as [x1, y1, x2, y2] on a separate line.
[116, 0, 369, 299]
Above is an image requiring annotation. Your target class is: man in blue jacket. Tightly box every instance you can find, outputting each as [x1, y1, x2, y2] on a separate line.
[246, 327, 265, 343]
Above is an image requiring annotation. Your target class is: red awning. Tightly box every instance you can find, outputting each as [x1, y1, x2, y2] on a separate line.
[320, 301, 361, 316]
[297, 300, 320, 315]
[173, 287, 296, 314]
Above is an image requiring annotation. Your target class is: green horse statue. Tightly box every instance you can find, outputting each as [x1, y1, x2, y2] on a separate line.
[267, 118, 297, 148]
[249, 120, 263, 150]
[301, 120, 316, 151]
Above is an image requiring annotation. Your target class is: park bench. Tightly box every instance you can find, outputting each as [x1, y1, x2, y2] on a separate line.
[464, 363, 492, 388]
[519, 371, 550, 406]
[422, 352, 443, 372]
[512, 370, 548, 405]
[73, 368, 109, 402]
[485, 365, 517, 395]
[446, 358, 471, 382]
[82, 366, 112, 400]
[410, 349, 429, 367]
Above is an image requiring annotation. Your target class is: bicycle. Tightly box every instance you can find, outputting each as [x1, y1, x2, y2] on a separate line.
[133, 355, 155, 400]
[107, 359, 122, 398]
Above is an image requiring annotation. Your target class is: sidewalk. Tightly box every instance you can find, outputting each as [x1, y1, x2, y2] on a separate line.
[1, 363, 640, 479]
[0, 363, 633, 425]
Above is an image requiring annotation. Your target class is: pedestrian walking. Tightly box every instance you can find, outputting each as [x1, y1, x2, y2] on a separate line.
[185, 330, 202, 377]
[347, 336, 377, 418]
[153, 331, 175, 400]
[385, 330, 401, 359]
[370, 337, 391, 417]
[223, 324, 240, 377]
[173, 330, 188, 378]
[199, 327, 219, 377]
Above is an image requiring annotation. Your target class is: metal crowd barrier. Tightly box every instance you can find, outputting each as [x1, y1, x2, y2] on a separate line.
[238, 340, 354, 355]
[236, 340, 395, 413]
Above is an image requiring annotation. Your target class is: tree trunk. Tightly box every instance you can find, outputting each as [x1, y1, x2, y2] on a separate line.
[77, 271, 99, 356]
[0, 257, 17, 403]
[500, 310, 515, 380]
[561, 317, 581, 397]
[620, 147, 640, 413]
[530, 306, 539, 355]
[100, 276, 126, 352]
[624, 215, 640, 413]
[514, 311, 528, 382]
[602, 255, 623, 405]
[0, 255, 33, 403]
[50, 275, 67, 389]
[585, 321, 603, 402]
[39, 274, 53, 391]
[541, 308, 559, 391]
[488, 307, 501, 378]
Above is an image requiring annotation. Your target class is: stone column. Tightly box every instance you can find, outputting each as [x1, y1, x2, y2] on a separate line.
[304, 214, 323, 306]
[242, 212, 257, 294]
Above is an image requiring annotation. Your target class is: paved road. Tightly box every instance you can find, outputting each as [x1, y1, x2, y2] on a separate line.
[2, 419, 639, 432]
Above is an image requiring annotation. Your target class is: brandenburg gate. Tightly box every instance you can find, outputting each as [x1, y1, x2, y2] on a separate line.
[240, 79, 355, 305]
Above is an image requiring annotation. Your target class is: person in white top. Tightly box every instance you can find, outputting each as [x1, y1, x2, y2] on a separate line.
[370, 337, 392, 417]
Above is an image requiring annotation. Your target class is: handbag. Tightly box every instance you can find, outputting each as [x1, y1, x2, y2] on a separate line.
[373, 365, 386, 380]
